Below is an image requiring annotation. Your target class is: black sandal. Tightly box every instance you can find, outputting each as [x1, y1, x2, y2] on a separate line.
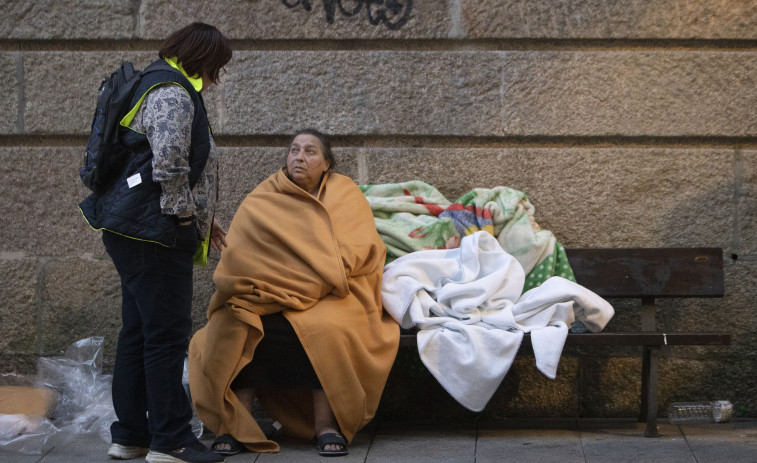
[316, 432, 348, 457]
[212, 434, 244, 456]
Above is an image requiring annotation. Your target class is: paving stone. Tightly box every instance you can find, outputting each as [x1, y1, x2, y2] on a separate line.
[477, 419, 583, 463]
[366, 424, 476, 463]
[578, 418, 692, 463]
[677, 420, 757, 463]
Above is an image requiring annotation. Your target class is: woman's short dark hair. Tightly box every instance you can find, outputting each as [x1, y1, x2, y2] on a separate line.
[159, 22, 232, 85]
[287, 129, 338, 172]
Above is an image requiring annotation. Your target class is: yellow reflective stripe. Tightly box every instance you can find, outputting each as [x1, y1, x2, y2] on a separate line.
[119, 81, 191, 129]
[163, 56, 203, 92]
[192, 229, 210, 266]
[78, 206, 171, 248]
[120, 57, 202, 128]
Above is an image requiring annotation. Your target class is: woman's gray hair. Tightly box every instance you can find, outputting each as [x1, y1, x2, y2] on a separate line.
[285, 128, 337, 172]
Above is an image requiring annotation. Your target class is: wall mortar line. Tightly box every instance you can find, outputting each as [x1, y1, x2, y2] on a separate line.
[730, 148, 744, 258]
[15, 52, 24, 133]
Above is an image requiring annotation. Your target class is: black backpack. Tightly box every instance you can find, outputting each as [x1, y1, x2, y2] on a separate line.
[80, 61, 175, 195]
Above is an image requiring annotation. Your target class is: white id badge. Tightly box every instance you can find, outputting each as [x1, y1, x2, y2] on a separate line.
[127, 173, 142, 188]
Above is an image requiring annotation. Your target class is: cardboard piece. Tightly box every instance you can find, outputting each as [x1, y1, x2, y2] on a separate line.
[0, 386, 58, 418]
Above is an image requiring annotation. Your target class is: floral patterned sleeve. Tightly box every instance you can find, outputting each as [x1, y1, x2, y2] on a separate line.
[139, 84, 195, 216]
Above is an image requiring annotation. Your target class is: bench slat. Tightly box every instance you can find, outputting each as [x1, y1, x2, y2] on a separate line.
[562, 331, 731, 346]
[398, 332, 731, 348]
[566, 247, 724, 298]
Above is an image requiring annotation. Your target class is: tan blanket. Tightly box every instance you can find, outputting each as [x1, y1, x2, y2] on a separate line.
[189, 169, 399, 453]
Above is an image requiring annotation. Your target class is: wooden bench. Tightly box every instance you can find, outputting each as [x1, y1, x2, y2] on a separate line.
[398, 247, 731, 437]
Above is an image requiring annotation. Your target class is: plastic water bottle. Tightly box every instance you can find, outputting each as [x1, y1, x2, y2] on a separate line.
[182, 355, 205, 438]
[667, 400, 733, 424]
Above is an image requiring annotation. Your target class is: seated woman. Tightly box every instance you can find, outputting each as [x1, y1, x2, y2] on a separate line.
[188, 129, 399, 457]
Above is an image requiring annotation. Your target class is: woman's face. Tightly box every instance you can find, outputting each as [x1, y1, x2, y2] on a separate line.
[286, 134, 331, 195]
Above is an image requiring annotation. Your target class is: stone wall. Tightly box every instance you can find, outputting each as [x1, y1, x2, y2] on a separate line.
[1, 1, 756, 421]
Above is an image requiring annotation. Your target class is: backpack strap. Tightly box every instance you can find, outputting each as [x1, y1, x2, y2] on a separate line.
[119, 61, 197, 129]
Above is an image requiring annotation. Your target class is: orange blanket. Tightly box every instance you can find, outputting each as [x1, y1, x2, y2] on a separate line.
[189, 169, 399, 453]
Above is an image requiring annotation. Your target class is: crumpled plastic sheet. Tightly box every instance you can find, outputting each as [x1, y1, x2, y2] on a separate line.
[0, 336, 204, 455]
[0, 336, 115, 455]
[0, 414, 69, 455]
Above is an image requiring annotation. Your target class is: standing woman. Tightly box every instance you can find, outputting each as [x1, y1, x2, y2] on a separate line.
[79, 23, 232, 463]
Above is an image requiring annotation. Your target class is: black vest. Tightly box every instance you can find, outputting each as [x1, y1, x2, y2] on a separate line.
[79, 59, 211, 247]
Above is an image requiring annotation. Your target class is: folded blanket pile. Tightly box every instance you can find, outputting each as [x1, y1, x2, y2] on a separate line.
[360, 181, 574, 292]
[381, 231, 614, 412]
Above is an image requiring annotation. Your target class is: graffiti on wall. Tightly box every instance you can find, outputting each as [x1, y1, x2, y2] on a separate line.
[282, 0, 413, 30]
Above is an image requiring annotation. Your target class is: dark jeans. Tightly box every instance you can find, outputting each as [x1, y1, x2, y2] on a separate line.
[103, 226, 198, 452]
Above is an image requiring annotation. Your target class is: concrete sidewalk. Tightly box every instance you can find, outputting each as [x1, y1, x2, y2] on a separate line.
[3, 418, 756, 463]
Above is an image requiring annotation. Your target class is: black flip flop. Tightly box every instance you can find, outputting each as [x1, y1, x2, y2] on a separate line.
[316, 432, 348, 457]
[211, 434, 244, 456]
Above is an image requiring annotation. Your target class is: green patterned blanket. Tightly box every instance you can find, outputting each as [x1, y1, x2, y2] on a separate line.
[359, 181, 575, 292]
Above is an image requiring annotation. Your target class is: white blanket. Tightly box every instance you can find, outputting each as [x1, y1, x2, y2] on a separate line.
[381, 231, 614, 411]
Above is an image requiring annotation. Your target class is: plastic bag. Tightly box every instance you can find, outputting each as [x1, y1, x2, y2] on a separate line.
[182, 356, 205, 438]
[0, 336, 115, 455]
[0, 337, 203, 455]
[36, 336, 115, 443]
[0, 414, 70, 455]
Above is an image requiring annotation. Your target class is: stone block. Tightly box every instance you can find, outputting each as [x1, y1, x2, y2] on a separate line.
[140, 0, 450, 39]
[40, 253, 224, 366]
[501, 51, 757, 137]
[220, 50, 754, 137]
[379, 353, 580, 421]
[0, 53, 19, 134]
[216, 147, 289, 224]
[362, 147, 734, 248]
[25, 50, 757, 138]
[657, 357, 744, 413]
[462, 0, 757, 39]
[24, 51, 225, 135]
[656, 298, 732, 335]
[217, 146, 359, 222]
[482, 356, 580, 419]
[735, 150, 757, 254]
[39, 257, 121, 357]
[0, 0, 134, 39]
[580, 357, 641, 417]
[0, 147, 104, 255]
[378, 348, 479, 423]
[656, 259, 751, 341]
[577, 348, 745, 418]
[0, 255, 38, 353]
[359, 147, 497, 199]
[191, 264, 217, 332]
[223, 50, 501, 136]
[0, 353, 39, 377]
[24, 52, 153, 135]
[721, 259, 757, 336]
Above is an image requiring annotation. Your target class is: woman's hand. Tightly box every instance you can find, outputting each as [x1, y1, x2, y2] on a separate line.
[210, 218, 228, 252]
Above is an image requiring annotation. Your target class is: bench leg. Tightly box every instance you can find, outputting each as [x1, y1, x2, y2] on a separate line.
[641, 346, 660, 437]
